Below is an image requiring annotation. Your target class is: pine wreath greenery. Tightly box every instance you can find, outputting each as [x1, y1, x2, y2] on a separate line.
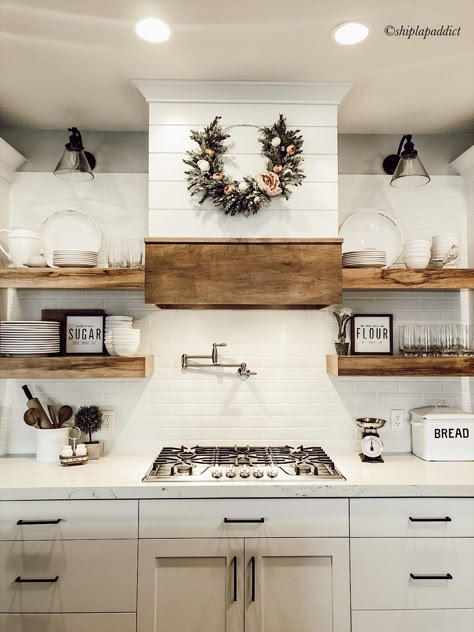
[184, 115, 305, 216]
[74, 405, 103, 443]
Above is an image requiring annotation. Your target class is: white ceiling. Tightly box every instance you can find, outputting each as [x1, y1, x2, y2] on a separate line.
[0, 0, 473, 133]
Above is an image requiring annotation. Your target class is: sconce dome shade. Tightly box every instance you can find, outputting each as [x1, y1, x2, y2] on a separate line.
[390, 153, 430, 188]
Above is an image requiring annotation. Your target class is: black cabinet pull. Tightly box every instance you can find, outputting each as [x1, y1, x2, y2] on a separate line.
[224, 518, 265, 524]
[250, 556, 256, 602]
[409, 517, 452, 523]
[15, 576, 59, 583]
[410, 573, 453, 580]
[231, 556, 237, 602]
[17, 519, 61, 526]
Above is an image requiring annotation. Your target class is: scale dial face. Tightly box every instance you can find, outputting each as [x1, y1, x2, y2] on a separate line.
[361, 434, 384, 459]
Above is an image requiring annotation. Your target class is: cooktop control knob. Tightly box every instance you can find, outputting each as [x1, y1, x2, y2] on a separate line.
[226, 467, 236, 478]
[253, 468, 264, 478]
[267, 467, 279, 478]
[240, 466, 250, 478]
[211, 467, 222, 479]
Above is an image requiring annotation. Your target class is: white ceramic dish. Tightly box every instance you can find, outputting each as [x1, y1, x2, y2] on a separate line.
[41, 210, 101, 263]
[339, 210, 403, 267]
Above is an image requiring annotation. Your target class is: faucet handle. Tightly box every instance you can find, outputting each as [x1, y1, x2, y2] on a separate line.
[213, 343, 227, 347]
[212, 342, 227, 364]
[237, 363, 257, 379]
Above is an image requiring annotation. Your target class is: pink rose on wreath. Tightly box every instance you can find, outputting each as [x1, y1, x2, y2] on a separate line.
[224, 184, 236, 195]
[256, 171, 282, 197]
[212, 172, 224, 181]
[204, 148, 215, 157]
[272, 164, 283, 174]
[286, 144, 297, 155]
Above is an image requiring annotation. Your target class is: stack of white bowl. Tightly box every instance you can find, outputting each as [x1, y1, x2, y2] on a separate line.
[105, 315, 140, 357]
[431, 234, 460, 268]
[403, 240, 431, 269]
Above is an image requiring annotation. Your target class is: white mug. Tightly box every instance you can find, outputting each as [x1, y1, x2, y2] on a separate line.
[0, 228, 41, 267]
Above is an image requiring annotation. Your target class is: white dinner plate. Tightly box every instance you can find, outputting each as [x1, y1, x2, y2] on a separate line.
[339, 210, 403, 267]
[41, 210, 102, 257]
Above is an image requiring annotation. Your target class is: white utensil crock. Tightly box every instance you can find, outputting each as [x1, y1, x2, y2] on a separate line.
[0, 228, 41, 267]
[36, 427, 69, 463]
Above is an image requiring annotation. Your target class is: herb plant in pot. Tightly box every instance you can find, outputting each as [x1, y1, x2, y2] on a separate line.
[74, 405, 104, 459]
[331, 305, 353, 355]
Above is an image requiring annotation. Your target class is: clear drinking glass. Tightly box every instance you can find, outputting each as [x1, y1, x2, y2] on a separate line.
[125, 239, 143, 268]
[108, 239, 126, 268]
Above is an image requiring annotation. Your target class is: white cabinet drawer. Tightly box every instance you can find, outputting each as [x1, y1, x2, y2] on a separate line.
[0, 500, 138, 540]
[0, 539, 137, 613]
[351, 538, 474, 610]
[350, 498, 474, 537]
[352, 609, 474, 632]
[139, 499, 348, 538]
[0, 613, 136, 632]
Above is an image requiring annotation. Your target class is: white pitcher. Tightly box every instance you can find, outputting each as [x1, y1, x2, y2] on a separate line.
[0, 228, 41, 267]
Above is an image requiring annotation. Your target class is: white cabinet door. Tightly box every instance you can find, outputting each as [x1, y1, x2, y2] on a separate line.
[245, 538, 350, 632]
[137, 538, 244, 632]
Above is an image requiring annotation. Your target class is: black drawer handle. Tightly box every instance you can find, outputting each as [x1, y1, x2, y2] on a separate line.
[15, 576, 59, 583]
[17, 519, 62, 526]
[410, 573, 453, 580]
[409, 516, 452, 523]
[224, 518, 265, 524]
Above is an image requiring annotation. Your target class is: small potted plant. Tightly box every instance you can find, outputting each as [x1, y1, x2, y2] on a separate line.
[331, 305, 353, 355]
[74, 405, 104, 459]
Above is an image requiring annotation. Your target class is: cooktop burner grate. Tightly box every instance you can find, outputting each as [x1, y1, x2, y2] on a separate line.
[143, 445, 344, 482]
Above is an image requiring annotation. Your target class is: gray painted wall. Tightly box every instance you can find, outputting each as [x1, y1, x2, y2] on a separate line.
[1, 128, 472, 175]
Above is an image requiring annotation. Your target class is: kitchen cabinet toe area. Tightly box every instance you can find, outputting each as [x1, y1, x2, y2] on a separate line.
[0, 613, 136, 632]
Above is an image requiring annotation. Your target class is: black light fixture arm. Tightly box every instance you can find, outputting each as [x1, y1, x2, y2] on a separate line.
[65, 127, 85, 152]
[383, 133, 416, 175]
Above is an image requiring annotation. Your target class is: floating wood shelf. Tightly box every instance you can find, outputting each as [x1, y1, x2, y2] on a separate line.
[0, 268, 145, 289]
[327, 354, 474, 377]
[0, 355, 154, 379]
[342, 267, 474, 290]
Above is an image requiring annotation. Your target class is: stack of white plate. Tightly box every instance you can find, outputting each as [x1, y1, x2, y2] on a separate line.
[105, 316, 133, 356]
[403, 240, 431, 269]
[342, 250, 387, 268]
[53, 250, 98, 267]
[0, 321, 60, 356]
[431, 234, 460, 268]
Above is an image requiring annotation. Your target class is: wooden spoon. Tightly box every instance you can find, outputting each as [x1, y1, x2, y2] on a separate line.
[24, 409, 41, 428]
[57, 405, 73, 428]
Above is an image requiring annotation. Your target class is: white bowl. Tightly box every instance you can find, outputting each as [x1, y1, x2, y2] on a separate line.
[404, 256, 430, 269]
[114, 342, 140, 357]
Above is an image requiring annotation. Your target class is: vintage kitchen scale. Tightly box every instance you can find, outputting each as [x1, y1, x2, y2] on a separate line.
[355, 417, 386, 463]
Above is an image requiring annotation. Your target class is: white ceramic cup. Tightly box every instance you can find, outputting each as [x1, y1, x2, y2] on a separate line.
[0, 228, 41, 267]
[36, 427, 69, 464]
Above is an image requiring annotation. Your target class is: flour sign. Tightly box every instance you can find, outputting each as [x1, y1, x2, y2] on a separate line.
[351, 314, 393, 355]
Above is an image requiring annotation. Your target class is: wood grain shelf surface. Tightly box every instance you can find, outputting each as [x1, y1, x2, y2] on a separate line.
[327, 354, 474, 377]
[0, 268, 145, 289]
[342, 267, 474, 290]
[0, 355, 154, 379]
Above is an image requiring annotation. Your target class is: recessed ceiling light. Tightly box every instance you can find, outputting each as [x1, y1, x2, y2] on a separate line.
[333, 22, 369, 45]
[135, 17, 171, 43]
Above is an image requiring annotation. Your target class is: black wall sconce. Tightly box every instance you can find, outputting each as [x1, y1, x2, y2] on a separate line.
[54, 127, 96, 181]
[382, 134, 430, 188]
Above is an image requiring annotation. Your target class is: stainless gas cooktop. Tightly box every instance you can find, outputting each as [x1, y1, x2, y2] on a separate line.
[142, 445, 345, 482]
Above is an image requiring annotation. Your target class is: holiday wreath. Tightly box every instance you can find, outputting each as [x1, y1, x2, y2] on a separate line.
[184, 115, 305, 216]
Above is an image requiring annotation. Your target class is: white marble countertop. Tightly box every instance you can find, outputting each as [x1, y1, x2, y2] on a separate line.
[0, 452, 473, 500]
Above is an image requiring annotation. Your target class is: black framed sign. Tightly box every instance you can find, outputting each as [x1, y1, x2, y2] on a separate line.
[351, 314, 393, 355]
[42, 309, 105, 355]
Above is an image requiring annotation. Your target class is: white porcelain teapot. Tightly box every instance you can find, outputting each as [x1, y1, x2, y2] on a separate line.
[0, 228, 41, 267]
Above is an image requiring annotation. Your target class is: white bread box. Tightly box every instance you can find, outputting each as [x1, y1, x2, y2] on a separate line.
[410, 401, 474, 461]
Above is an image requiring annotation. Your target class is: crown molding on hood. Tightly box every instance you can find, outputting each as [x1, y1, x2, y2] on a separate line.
[0, 137, 26, 183]
[132, 80, 353, 105]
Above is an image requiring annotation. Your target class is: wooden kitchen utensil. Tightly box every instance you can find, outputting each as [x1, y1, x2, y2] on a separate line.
[23, 408, 41, 428]
[48, 405, 58, 428]
[57, 405, 73, 428]
[21, 384, 53, 429]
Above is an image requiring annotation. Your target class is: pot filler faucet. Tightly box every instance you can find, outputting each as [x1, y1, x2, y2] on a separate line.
[181, 343, 257, 379]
